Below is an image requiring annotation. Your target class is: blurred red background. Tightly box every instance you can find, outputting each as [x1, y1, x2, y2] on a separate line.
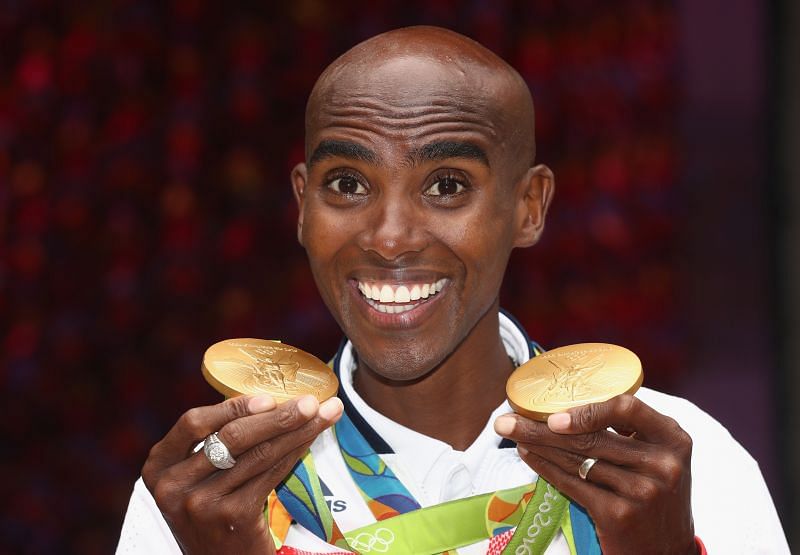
[0, 1, 788, 553]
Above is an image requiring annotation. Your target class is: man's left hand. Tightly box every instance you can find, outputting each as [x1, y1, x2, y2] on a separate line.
[495, 394, 696, 555]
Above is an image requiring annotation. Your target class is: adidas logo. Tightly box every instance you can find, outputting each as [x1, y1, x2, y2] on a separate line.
[320, 479, 348, 513]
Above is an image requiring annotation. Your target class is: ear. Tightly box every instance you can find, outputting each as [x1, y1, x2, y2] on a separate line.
[513, 164, 555, 248]
[291, 162, 308, 246]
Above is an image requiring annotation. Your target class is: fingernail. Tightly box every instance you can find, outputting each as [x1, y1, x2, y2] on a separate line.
[297, 395, 319, 418]
[494, 415, 517, 436]
[518, 446, 529, 456]
[318, 397, 343, 421]
[548, 412, 571, 431]
[248, 395, 276, 413]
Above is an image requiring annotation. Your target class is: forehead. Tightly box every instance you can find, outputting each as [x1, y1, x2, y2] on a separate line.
[308, 56, 514, 159]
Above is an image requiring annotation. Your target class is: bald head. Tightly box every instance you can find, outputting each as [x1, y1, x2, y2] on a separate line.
[305, 26, 537, 174]
[292, 28, 554, 381]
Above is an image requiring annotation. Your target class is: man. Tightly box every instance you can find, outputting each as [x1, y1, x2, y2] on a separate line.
[118, 27, 788, 554]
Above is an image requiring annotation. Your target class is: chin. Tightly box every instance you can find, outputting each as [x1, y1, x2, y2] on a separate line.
[353, 340, 449, 383]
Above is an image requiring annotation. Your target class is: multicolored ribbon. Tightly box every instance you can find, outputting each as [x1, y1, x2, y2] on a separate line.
[273, 450, 345, 546]
[334, 411, 421, 520]
[273, 419, 598, 554]
[271, 338, 602, 554]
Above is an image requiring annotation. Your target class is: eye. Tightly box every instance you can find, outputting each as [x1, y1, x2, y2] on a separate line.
[425, 176, 465, 196]
[328, 175, 367, 195]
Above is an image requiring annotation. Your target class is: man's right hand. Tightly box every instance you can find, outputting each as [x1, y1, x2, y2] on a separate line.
[142, 394, 343, 554]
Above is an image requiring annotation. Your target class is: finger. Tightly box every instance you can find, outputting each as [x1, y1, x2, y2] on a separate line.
[145, 395, 276, 475]
[519, 442, 658, 499]
[156, 396, 340, 490]
[495, 413, 651, 467]
[547, 394, 686, 444]
[211, 397, 343, 491]
[216, 395, 321, 459]
[517, 446, 618, 523]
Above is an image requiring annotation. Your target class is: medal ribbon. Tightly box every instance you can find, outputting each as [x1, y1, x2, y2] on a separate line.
[273, 338, 601, 554]
[275, 415, 583, 554]
[274, 450, 345, 545]
[333, 411, 421, 520]
[341, 483, 543, 554]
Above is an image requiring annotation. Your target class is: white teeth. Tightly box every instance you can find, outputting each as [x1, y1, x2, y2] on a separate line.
[357, 280, 448, 310]
[395, 285, 410, 303]
[379, 284, 394, 303]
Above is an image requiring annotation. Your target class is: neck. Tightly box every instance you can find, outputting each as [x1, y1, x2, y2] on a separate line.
[352, 306, 514, 451]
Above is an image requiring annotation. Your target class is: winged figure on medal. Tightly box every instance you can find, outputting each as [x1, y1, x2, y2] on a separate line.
[212, 345, 302, 395]
[514, 352, 614, 405]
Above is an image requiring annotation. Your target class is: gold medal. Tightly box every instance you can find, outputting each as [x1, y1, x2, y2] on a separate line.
[202, 339, 339, 403]
[506, 343, 643, 421]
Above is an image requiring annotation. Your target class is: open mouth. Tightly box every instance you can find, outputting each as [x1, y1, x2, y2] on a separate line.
[355, 279, 447, 314]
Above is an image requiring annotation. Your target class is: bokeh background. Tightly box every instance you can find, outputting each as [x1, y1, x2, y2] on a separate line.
[2, 0, 797, 553]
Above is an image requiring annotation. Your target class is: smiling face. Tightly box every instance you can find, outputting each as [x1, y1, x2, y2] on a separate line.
[292, 28, 553, 381]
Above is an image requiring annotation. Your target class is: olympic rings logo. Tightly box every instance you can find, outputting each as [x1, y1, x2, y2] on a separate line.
[346, 527, 396, 553]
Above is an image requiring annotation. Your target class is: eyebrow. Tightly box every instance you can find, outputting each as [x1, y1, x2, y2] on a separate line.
[309, 140, 379, 167]
[307, 138, 490, 168]
[408, 141, 490, 168]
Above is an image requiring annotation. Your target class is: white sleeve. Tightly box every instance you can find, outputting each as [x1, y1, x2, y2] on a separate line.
[116, 477, 182, 554]
[637, 388, 789, 554]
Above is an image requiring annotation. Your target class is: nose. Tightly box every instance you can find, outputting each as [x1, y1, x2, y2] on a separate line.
[357, 194, 428, 261]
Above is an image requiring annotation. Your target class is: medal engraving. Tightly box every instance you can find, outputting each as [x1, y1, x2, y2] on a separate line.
[202, 339, 338, 402]
[507, 343, 643, 421]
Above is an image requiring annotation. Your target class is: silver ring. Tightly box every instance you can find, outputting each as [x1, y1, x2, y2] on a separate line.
[578, 457, 598, 480]
[203, 432, 236, 470]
